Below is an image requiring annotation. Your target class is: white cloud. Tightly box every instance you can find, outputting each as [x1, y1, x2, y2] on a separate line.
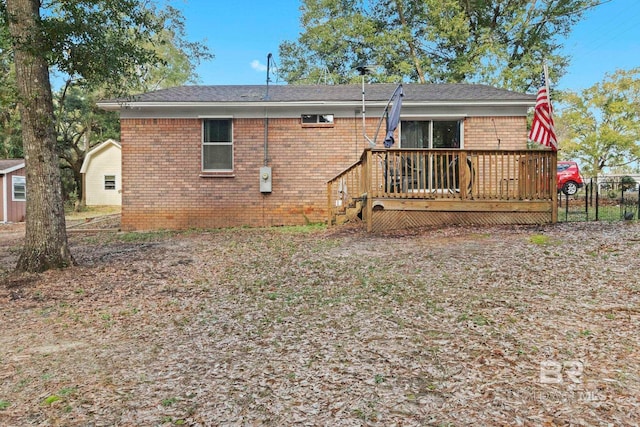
[251, 60, 268, 72]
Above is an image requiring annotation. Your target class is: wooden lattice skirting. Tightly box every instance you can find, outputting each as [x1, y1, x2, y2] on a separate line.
[370, 210, 552, 233]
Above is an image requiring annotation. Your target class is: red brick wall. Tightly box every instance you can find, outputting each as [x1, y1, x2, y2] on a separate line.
[464, 117, 528, 150]
[120, 115, 528, 230]
[120, 117, 368, 230]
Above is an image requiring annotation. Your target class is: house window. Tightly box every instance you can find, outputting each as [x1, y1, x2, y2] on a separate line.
[301, 114, 334, 125]
[104, 175, 116, 190]
[203, 119, 233, 171]
[12, 176, 26, 201]
[400, 120, 462, 148]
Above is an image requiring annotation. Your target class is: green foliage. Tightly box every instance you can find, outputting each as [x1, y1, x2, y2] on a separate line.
[37, 2, 211, 95]
[54, 84, 121, 200]
[621, 175, 637, 191]
[278, 0, 601, 91]
[1, 0, 212, 194]
[0, 399, 10, 410]
[555, 68, 640, 176]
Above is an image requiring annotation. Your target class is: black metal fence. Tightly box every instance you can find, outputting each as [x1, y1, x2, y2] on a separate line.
[557, 177, 640, 222]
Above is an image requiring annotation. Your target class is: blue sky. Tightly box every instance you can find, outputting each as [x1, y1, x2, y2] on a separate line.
[179, 0, 639, 91]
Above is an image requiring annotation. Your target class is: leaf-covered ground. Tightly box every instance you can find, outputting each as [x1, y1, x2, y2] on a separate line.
[1, 220, 639, 426]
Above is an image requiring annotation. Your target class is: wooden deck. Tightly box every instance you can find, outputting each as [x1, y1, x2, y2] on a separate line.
[328, 148, 558, 232]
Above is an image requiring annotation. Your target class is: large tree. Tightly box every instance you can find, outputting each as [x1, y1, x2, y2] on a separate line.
[0, 20, 21, 158]
[2, 0, 209, 272]
[554, 68, 640, 177]
[5, 0, 72, 271]
[278, 0, 605, 91]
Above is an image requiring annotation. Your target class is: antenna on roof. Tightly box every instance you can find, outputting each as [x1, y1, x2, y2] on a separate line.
[317, 67, 330, 85]
[265, 53, 273, 100]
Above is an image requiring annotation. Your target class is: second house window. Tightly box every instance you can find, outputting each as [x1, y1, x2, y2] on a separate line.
[301, 114, 334, 125]
[203, 119, 233, 171]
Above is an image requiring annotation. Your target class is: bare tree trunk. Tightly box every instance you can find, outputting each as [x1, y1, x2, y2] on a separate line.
[6, 0, 75, 272]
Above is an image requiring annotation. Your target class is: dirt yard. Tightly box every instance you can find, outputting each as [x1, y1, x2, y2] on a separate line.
[0, 219, 639, 426]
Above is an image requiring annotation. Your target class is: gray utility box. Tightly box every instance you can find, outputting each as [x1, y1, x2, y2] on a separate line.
[260, 166, 272, 193]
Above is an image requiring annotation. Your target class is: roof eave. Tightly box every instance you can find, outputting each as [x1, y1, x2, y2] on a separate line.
[97, 99, 535, 111]
[0, 163, 26, 174]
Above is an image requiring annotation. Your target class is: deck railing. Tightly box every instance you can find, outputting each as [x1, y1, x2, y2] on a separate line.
[328, 148, 557, 225]
[327, 158, 365, 224]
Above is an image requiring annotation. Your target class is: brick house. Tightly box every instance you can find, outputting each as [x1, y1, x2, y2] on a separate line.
[98, 84, 538, 231]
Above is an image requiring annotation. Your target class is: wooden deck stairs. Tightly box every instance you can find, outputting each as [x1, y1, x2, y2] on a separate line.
[333, 198, 364, 225]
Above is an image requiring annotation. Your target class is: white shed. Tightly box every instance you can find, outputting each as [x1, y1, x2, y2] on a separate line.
[80, 139, 122, 206]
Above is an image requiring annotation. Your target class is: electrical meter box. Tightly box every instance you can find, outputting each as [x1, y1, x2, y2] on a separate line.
[260, 166, 272, 193]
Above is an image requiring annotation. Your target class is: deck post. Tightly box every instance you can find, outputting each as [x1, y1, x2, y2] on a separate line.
[459, 151, 468, 199]
[327, 181, 333, 226]
[551, 150, 558, 223]
[365, 149, 373, 232]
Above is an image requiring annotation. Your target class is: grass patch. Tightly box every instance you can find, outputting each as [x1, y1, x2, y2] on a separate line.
[557, 203, 636, 222]
[161, 397, 178, 407]
[65, 205, 120, 220]
[529, 234, 553, 245]
[270, 223, 326, 234]
[116, 230, 174, 242]
[42, 395, 61, 406]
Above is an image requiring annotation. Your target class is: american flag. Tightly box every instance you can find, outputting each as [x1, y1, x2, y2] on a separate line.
[529, 82, 557, 151]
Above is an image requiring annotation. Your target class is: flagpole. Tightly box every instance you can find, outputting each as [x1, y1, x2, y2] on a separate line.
[543, 62, 558, 222]
[543, 63, 553, 122]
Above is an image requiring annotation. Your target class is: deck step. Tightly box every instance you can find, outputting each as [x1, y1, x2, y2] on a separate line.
[334, 200, 363, 225]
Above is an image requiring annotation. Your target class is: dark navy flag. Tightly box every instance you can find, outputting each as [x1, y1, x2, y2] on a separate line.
[384, 84, 403, 148]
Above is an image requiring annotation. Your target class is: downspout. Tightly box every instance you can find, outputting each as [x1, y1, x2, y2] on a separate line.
[264, 53, 272, 167]
[261, 53, 273, 227]
[264, 108, 269, 166]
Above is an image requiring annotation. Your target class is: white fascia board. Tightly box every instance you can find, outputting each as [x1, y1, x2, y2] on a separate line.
[400, 113, 468, 120]
[99, 99, 534, 111]
[99, 100, 370, 110]
[0, 163, 25, 174]
[102, 99, 533, 120]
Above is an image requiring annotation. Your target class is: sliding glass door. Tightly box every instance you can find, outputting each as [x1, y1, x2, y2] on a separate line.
[399, 120, 462, 192]
[400, 120, 461, 149]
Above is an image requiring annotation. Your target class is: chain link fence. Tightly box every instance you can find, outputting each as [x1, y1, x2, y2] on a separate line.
[557, 177, 640, 222]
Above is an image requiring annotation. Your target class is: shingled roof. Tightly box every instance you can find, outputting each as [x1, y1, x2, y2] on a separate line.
[0, 159, 25, 173]
[100, 83, 535, 106]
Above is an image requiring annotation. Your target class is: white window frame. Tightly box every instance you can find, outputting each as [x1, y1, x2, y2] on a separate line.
[12, 175, 26, 201]
[202, 118, 233, 172]
[301, 114, 334, 125]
